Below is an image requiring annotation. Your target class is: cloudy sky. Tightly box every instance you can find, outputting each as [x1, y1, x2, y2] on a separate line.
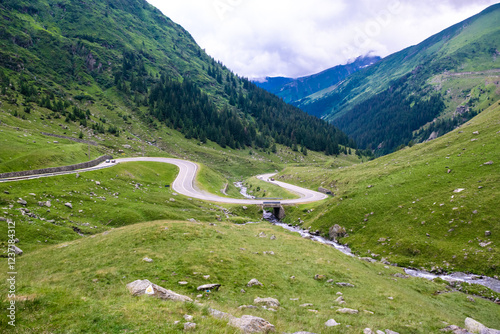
[146, 0, 499, 80]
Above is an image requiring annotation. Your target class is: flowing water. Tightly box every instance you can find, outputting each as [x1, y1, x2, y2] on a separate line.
[234, 181, 255, 199]
[234, 182, 500, 293]
[262, 211, 500, 293]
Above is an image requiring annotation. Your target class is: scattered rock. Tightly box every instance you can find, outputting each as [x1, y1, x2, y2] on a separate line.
[360, 257, 377, 263]
[325, 319, 340, 327]
[464, 317, 500, 334]
[254, 297, 280, 308]
[184, 315, 193, 321]
[454, 188, 465, 193]
[247, 278, 263, 287]
[178, 281, 188, 285]
[485, 231, 491, 237]
[336, 308, 358, 314]
[335, 296, 345, 304]
[336, 282, 355, 288]
[258, 232, 267, 238]
[484, 161, 494, 165]
[440, 325, 473, 333]
[242, 206, 248, 210]
[64, 202, 72, 209]
[238, 305, 258, 310]
[17, 198, 27, 206]
[385, 330, 400, 334]
[197, 283, 221, 291]
[393, 273, 410, 279]
[300, 303, 313, 307]
[203, 275, 210, 280]
[95, 181, 101, 185]
[270, 235, 277, 240]
[10, 245, 23, 255]
[142, 257, 153, 263]
[228, 315, 275, 333]
[126, 279, 192, 302]
[314, 274, 327, 280]
[364, 329, 375, 334]
[184, 322, 196, 331]
[473, 131, 479, 135]
[329, 224, 347, 240]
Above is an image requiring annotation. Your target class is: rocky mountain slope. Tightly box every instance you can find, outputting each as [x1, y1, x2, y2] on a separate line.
[255, 55, 380, 105]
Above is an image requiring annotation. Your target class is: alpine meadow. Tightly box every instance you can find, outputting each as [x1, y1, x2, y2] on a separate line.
[0, 1, 498, 333]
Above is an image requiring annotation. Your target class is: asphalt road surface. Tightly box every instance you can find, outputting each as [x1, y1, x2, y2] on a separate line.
[1, 157, 328, 205]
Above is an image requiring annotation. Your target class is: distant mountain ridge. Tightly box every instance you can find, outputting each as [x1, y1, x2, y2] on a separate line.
[294, 3, 500, 155]
[255, 55, 381, 104]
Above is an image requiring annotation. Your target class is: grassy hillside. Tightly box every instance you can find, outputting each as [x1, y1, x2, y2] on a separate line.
[0, 0, 357, 160]
[1, 219, 498, 333]
[296, 4, 500, 154]
[277, 100, 500, 277]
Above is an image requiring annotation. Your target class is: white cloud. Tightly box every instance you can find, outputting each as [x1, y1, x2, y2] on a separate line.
[146, 0, 499, 79]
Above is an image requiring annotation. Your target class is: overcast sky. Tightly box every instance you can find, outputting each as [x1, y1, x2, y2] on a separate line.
[146, 0, 499, 80]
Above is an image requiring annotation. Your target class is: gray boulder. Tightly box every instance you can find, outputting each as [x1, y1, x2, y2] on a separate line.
[229, 315, 275, 333]
[64, 202, 73, 209]
[184, 322, 196, 331]
[336, 282, 355, 288]
[254, 297, 280, 308]
[10, 245, 23, 255]
[329, 224, 346, 240]
[247, 278, 264, 287]
[465, 318, 500, 333]
[325, 319, 340, 327]
[126, 279, 192, 302]
[17, 198, 27, 206]
[197, 283, 221, 291]
[336, 308, 358, 314]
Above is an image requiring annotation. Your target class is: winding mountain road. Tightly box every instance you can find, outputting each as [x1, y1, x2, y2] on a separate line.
[2, 157, 328, 205]
[116, 157, 327, 204]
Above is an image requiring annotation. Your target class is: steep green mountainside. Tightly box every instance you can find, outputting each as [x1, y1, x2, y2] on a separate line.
[296, 4, 500, 155]
[0, 0, 356, 159]
[278, 100, 500, 277]
[255, 55, 381, 104]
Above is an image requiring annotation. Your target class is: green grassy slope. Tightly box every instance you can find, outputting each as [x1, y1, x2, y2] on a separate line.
[0, 0, 356, 160]
[1, 220, 498, 333]
[277, 100, 500, 276]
